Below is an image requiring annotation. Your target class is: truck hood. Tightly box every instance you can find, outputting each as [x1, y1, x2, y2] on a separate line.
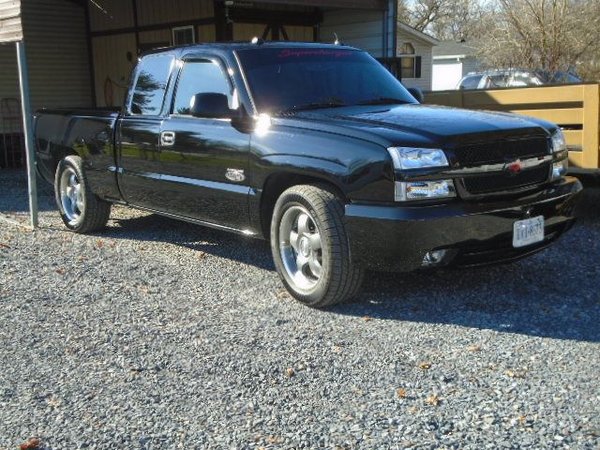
[278, 104, 556, 147]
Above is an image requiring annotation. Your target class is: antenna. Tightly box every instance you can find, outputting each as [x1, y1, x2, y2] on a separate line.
[333, 33, 341, 45]
[251, 36, 264, 45]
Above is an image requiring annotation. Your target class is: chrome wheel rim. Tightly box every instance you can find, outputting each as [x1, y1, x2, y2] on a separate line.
[279, 205, 323, 292]
[59, 167, 84, 224]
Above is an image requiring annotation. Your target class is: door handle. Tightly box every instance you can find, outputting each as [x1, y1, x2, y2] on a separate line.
[160, 131, 176, 146]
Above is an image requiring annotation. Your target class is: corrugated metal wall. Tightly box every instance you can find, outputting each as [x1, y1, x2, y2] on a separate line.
[321, 9, 386, 57]
[0, 0, 22, 42]
[21, 0, 92, 110]
[136, 0, 213, 26]
[0, 43, 19, 133]
[92, 33, 136, 108]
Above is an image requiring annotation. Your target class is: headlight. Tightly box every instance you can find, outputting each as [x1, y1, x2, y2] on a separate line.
[395, 180, 456, 201]
[388, 147, 449, 170]
[551, 129, 567, 153]
[550, 129, 568, 180]
[552, 160, 568, 180]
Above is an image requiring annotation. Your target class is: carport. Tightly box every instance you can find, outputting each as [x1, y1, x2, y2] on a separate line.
[0, 0, 397, 229]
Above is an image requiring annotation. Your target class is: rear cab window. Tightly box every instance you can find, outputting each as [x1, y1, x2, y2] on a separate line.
[172, 59, 236, 115]
[130, 54, 175, 115]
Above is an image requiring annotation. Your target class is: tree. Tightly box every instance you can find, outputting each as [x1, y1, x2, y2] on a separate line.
[398, 0, 490, 41]
[476, 0, 600, 76]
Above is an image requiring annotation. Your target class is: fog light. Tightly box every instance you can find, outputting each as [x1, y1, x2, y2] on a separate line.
[395, 180, 456, 201]
[552, 159, 568, 180]
[422, 249, 448, 267]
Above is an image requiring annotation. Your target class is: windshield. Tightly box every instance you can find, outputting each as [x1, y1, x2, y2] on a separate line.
[236, 47, 417, 114]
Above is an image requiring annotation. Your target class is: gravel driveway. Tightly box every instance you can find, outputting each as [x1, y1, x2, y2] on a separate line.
[1, 169, 599, 449]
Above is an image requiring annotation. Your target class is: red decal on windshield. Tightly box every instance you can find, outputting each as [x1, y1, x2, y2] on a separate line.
[278, 49, 352, 58]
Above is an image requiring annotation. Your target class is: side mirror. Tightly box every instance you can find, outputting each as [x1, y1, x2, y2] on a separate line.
[407, 87, 424, 103]
[190, 93, 232, 118]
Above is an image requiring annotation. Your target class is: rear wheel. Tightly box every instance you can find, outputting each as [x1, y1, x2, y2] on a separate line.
[270, 184, 364, 308]
[54, 155, 111, 233]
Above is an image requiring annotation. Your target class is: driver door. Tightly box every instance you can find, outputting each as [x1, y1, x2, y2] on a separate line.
[157, 57, 251, 230]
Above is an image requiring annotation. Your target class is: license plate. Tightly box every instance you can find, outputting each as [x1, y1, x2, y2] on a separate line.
[513, 216, 545, 248]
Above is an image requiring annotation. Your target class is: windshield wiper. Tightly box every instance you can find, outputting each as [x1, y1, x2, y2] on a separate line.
[281, 100, 348, 114]
[357, 97, 412, 106]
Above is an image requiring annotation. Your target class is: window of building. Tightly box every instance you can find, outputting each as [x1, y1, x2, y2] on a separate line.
[400, 42, 416, 79]
[130, 54, 174, 115]
[172, 26, 195, 46]
[173, 60, 235, 115]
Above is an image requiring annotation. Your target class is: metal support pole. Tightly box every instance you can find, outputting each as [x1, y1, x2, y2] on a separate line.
[16, 40, 38, 229]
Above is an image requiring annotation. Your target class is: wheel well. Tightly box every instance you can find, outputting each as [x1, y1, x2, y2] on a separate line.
[52, 146, 77, 175]
[259, 172, 346, 238]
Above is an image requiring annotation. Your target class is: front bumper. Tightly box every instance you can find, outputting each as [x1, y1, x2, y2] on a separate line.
[345, 177, 582, 272]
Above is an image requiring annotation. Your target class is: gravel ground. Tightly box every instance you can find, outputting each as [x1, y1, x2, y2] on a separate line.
[0, 169, 599, 450]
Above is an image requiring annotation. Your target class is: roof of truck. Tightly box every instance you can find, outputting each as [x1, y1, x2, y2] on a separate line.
[140, 40, 361, 59]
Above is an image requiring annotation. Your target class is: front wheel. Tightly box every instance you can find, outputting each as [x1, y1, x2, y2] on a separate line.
[270, 184, 364, 308]
[54, 155, 111, 233]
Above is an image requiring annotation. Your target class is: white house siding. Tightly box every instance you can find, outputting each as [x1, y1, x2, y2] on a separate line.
[397, 28, 433, 91]
[21, 0, 92, 110]
[321, 9, 386, 57]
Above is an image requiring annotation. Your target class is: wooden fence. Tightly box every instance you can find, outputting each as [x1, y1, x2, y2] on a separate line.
[424, 84, 600, 170]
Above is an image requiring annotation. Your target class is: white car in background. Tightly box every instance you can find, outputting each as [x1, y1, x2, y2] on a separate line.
[457, 69, 581, 90]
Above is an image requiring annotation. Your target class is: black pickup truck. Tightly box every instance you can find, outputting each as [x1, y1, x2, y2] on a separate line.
[34, 42, 581, 307]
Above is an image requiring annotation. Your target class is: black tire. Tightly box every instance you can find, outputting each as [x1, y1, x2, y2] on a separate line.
[54, 155, 111, 233]
[270, 184, 364, 308]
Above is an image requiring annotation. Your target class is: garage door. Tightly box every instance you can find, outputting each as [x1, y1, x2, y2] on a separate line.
[432, 62, 463, 91]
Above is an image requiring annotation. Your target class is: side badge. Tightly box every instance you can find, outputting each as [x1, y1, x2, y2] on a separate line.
[226, 168, 245, 183]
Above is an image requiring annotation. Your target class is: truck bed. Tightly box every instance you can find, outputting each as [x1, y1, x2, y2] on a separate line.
[34, 107, 122, 200]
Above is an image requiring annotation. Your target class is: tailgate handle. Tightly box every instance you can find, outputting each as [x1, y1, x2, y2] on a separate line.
[160, 131, 176, 146]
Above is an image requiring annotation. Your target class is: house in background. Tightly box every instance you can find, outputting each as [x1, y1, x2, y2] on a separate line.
[432, 40, 480, 91]
[389, 22, 438, 92]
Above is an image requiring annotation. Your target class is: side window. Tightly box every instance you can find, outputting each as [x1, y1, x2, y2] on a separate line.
[130, 55, 174, 115]
[460, 75, 481, 90]
[173, 60, 234, 115]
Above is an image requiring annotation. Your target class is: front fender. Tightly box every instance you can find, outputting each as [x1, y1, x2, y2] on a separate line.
[250, 125, 395, 203]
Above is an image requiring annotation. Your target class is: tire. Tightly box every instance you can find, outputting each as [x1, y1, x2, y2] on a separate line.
[54, 155, 111, 233]
[270, 184, 364, 308]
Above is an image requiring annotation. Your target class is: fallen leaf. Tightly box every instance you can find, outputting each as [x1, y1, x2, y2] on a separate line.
[96, 239, 104, 249]
[505, 369, 526, 379]
[285, 367, 295, 377]
[55, 268, 65, 275]
[396, 388, 407, 399]
[19, 437, 41, 450]
[0, 242, 10, 249]
[332, 345, 342, 353]
[362, 316, 373, 322]
[267, 436, 283, 444]
[418, 361, 432, 370]
[468, 344, 482, 352]
[46, 395, 61, 408]
[518, 415, 527, 425]
[276, 290, 290, 300]
[425, 394, 440, 406]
